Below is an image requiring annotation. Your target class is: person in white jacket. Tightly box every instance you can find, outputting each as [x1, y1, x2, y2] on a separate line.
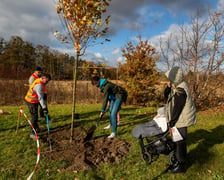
[25, 73, 51, 139]
[164, 66, 196, 173]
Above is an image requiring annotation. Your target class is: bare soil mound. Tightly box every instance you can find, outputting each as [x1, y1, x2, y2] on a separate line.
[41, 126, 131, 171]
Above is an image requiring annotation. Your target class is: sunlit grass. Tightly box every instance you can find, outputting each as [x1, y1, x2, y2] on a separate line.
[0, 104, 224, 179]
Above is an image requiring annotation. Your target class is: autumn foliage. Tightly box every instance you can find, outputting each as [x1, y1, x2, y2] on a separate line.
[55, 0, 111, 54]
[119, 37, 160, 105]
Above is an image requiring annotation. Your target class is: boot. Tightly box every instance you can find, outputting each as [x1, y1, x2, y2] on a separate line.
[166, 160, 178, 172]
[168, 161, 186, 173]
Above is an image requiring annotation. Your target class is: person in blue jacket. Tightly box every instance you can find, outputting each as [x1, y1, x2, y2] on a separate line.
[91, 76, 127, 138]
[104, 94, 121, 129]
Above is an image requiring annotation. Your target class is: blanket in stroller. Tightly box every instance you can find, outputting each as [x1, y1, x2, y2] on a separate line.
[132, 106, 167, 139]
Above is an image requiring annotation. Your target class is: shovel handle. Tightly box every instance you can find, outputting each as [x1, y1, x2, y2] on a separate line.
[96, 117, 102, 127]
[46, 114, 52, 151]
[46, 114, 50, 131]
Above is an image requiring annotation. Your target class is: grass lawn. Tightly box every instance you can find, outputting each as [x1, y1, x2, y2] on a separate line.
[0, 104, 224, 180]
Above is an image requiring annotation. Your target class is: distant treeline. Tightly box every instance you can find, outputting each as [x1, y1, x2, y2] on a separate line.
[0, 36, 118, 80]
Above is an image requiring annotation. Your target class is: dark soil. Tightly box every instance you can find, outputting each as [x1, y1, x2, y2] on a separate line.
[41, 126, 131, 171]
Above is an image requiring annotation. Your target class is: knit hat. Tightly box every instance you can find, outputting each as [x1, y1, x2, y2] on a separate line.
[35, 66, 43, 71]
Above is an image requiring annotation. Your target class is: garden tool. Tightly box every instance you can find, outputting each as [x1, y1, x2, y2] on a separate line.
[46, 114, 52, 152]
[83, 117, 102, 143]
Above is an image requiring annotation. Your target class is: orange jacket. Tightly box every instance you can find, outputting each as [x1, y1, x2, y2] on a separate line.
[25, 78, 45, 103]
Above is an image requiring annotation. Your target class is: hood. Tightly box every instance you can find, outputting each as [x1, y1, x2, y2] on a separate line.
[165, 66, 184, 86]
[99, 78, 106, 88]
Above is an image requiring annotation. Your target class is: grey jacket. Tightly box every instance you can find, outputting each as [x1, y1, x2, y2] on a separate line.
[165, 67, 196, 128]
[33, 79, 47, 109]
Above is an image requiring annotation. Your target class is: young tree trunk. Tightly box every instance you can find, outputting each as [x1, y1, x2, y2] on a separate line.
[70, 51, 80, 142]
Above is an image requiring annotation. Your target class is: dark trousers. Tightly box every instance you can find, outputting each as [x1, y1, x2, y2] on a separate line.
[175, 127, 187, 163]
[39, 103, 44, 117]
[26, 102, 39, 131]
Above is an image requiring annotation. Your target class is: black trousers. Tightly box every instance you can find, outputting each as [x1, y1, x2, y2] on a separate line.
[39, 103, 44, 117]
[26, 102, 39, 131]
[175, 127, 187, 163]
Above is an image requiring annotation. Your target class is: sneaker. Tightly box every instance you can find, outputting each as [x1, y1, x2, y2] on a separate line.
[104, 124, 111, 130]
[108, 132, 116, 138]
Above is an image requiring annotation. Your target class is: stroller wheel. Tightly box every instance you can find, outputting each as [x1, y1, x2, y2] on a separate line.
[169, 150, 177, 165]
[142, 152, 152, 164]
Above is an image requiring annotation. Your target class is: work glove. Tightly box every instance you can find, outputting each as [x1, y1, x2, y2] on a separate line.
[43, 108, 48, 116]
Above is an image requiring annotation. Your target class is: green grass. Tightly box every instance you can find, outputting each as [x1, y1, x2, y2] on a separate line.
[0, 104, 224, 180]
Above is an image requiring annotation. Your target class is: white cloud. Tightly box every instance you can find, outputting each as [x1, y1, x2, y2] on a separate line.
[149, 24, 180, 49]
[82, 51, 108, 64]
[0, 0, 61, 46]
[0, 0, 218, 67]
[52, 47, 75, 56]
[0, 0, 214, 45]
[217, 0, 224, 12]
[94, 53, 103, 59]
[111, 48, 120, 55]
[106, 0, 212, 35]
[148, 23, 185, 70]
[148, 11, 165, 18]
[117, 56, 125, 63]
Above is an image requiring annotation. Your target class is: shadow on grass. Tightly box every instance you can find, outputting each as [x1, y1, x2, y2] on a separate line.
[5, 106, 155, 138]
[0, 125, 28, 132]
[187, 125, 224, 170]
[50, 107, 140, 125]
[51, 106, 149, 127]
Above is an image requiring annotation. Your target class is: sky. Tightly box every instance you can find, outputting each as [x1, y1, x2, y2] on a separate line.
[0, 0, 223, 68]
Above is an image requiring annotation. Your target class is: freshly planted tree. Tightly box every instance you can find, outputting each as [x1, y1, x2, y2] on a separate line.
[54, 0, 111, 141]
[119, 36, 160, 105]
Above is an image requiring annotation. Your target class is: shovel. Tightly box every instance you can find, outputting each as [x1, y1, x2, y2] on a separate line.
[83, 117, 102, 143]
[46, 114, 52, 152]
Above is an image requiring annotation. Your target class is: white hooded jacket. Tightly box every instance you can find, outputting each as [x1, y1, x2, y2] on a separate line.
[165, 67, 196, 128]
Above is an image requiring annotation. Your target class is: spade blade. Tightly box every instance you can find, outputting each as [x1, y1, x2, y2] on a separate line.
[83, 125, 97, 142]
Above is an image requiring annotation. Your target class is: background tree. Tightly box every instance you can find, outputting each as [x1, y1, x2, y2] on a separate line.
[0, 36, 113, 80]
[55, 0, 111, 141]
[159, 9, 224, 108]
[119, 36, 160, 105]
[0, 36, 36, 79]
